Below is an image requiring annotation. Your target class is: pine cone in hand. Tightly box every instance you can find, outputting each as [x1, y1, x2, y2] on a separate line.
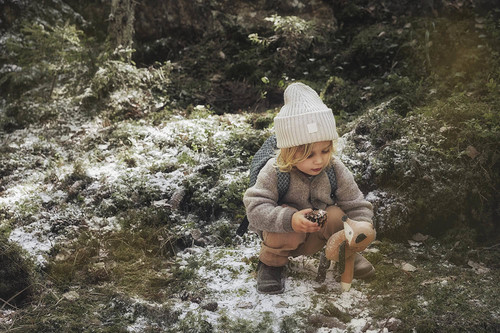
[305, 209, 327, 227]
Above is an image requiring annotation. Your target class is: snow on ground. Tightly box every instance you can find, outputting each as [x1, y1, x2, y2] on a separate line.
[8, 222, 54, 265]
[1, 111, 247, 265]
[168, 234, 383, 333]
[2, 110, 387, 331]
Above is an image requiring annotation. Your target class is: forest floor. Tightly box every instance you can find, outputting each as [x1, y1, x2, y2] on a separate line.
[1, 108, 499, 332]
[2, 227, 499, 332]
[1, 3, 499, 330]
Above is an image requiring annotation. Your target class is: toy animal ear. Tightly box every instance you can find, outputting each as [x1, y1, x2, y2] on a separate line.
[342, 215, 348, 222]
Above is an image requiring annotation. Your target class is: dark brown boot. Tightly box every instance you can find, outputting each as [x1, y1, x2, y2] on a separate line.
[257, 261, 285, 294]
[353, 253, 375, 279]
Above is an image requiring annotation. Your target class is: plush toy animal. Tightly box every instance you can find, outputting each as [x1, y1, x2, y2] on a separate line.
[325, 215, 376, 291]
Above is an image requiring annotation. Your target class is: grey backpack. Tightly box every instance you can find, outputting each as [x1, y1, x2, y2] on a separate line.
[236, 135, 337, 236]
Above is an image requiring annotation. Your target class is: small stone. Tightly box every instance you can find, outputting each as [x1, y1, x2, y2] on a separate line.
[408, 240, 421, 247]
[468, 261, 490, 274]
[275, 301, 289, 308]
[385, 317, 402, 331]
[412, 233, 429, 242]
[308, 314, 346, 329]
[152, 199, 168, 207]
[190, 229, 202, 241]
[401, 263, 417, 272]
[201, 301, 218, 312]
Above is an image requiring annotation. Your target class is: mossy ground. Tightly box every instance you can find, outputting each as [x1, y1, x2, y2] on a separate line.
[1, 1, 500, 332]
[364, 233, 500, 332]
[2, 228, 499, 332]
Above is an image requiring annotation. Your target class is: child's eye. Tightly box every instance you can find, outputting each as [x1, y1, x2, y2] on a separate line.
[322, 150, 330, 154]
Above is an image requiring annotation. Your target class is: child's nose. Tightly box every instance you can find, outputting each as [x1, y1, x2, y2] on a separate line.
[314, 155, 323, 164]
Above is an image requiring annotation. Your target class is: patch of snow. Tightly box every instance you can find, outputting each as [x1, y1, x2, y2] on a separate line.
[86, 216, 120, 232]
[365, 190, 386, 203]
[172, 234, 381, 332]
[87, 162, 121, 182]
[8, 224, 53, 265]
[0, 184, 32, 209]
[127, 316, 149, 332]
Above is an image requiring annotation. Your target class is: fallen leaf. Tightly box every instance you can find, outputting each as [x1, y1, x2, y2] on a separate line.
[237, 301, 253, 309]
[465, 145, 480, 159]
[63, 291, 79, 301]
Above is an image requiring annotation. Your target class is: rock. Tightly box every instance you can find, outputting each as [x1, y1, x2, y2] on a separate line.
[275, 301, 289, 308]
[467, 261, 490, 274]
[412, 233, 429, 242]
[201, 301, 218, 312]
[308, 314, 346, 330]
[401, 263, 417, 272]
[385, 317, 402, 331]
[408, 240, 421, 247]
[190, 229, 202, 241]
[68, 180, 84, 197]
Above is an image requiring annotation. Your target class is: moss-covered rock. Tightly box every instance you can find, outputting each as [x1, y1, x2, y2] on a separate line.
[0, 234, 34, 307]
[341, 94, 499, 241]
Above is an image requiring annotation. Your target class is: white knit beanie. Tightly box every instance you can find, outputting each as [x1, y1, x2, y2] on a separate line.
[274, 82, 338, 148]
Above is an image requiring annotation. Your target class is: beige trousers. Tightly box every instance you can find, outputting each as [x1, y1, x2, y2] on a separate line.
[260, 206, 345, 267]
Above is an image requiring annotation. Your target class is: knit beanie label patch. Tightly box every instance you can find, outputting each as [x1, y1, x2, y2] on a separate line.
[307, 122, 318, 134]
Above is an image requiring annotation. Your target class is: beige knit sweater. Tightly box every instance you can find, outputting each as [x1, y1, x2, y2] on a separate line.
[243, 157, 373, 233]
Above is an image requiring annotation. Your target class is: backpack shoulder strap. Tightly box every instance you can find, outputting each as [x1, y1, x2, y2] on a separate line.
[325, 164, 337, 201]
[238, 135, 291, 236]
[249, 134, 290, 201]
[276, 170, 290, 203]
[249, 135, 279, 188]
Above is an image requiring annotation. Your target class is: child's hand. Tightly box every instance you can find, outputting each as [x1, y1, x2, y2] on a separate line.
[292, 209, 321, 233]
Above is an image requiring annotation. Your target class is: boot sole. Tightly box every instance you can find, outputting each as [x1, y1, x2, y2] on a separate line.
[257, 276, 286, 294]
[257, 286, 285, 295]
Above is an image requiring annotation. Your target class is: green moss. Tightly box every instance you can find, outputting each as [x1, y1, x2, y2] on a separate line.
[8, 287, 180, 332]
[215, 312, 274, 333]
[321, 76, 364, 122]
[47, 261, 77, 286]
[210, 222, 235, 246]
[246, 112, 275, 130]
[45, 226, 196, 304]
[366, 239, 500, 332]
[320, 302, 352, 323]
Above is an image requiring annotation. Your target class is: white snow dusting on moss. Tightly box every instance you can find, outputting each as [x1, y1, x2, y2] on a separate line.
[167, 234, 382, 332]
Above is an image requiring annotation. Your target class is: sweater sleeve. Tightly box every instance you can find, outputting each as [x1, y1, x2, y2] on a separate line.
[333, 158, 374, 223]
[243, 159, 297, 233]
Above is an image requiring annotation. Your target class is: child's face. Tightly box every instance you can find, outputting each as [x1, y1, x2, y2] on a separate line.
[294, 141, 332, 176]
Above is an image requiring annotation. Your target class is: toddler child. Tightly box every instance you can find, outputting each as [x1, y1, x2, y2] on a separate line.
[243, 82, 375, 294]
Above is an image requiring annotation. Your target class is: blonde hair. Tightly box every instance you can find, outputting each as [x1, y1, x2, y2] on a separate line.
[276, 140, 336, 173]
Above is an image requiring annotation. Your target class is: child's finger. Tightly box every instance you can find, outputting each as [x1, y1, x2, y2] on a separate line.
[303, 220, 321, 232]
[299, 208, 313, 215]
